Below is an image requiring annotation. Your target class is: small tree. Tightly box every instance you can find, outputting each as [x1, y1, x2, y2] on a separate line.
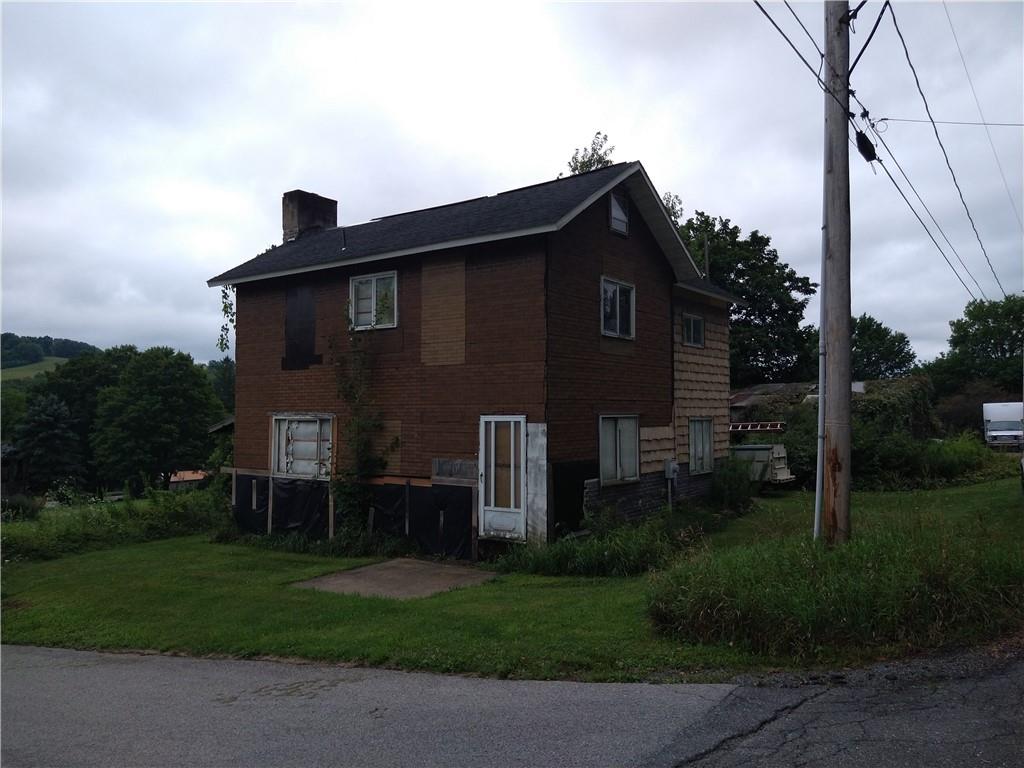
[563, 131, 615, 176]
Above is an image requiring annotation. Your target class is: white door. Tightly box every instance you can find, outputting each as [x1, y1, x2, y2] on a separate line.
[478, 416, 527, 541]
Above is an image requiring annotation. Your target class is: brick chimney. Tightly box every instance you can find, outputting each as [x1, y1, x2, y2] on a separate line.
[282, 190, 337, 243]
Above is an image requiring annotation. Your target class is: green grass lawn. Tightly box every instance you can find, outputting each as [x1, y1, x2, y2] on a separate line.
[1, 356, 67, 381]
[710, 476, 1023, 549]
[2, 479, 1019, 681]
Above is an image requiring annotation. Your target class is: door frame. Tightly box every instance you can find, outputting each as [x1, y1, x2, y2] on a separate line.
[477, 414, 528, 541]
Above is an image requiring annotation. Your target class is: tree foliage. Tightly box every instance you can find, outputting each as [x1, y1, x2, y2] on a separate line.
[35, 346, 140, 491]
[680, 212, 817, 387]
[205, 356, 236, 413]
[797, 314, 917, 381]
[563, 131, 615, 176]
[921, 296, 1024, 398]
[12, 395, 83, 491]
[91, 347, 224, 492]
[1, 332, 100, 368]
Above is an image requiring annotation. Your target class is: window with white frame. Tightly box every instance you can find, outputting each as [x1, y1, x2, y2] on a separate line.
[350, 271, 397, 330]
[601, 277, 635, 339]
[609, 191, 629, 235]
[599, 415, 639, 484]
[683, 314, 705, 347]
[689, 417, 713, 475]
[272, 415, 332, 479]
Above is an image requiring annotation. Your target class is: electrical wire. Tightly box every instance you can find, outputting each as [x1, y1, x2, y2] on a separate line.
[866, 116, 988, 298]
[753, 0, 982, 300]
[874, 158, 976, 300]
[942, 0, 1023, 231]
[887, 2, 1008, 297]
[877, 117, 1024, 128]
[752, 0, 853, 122]
[850, 0, 889, 75]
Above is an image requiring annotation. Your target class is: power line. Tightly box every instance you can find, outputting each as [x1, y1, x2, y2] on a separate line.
[752, 0, 853, 121]
[752, 0, 983, 300]
[864, 115, 987, 298]
[878, 117, 1024, 128]
[887, 2, 1008, 298]
[875, 158, 977, 300]
[942, 0, 1023, 231]
[849, 0, 889, 75]
[784, 0, 823, 60]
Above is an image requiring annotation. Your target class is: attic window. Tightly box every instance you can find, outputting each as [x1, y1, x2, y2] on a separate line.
[609, 191, 629, 235]
[350, 271, 397, 330]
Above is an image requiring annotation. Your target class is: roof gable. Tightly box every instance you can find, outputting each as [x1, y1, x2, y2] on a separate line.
[208, 161, 700, 286]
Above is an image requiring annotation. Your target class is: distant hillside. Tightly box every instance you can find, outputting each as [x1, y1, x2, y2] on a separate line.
[1, 333, 100, 370]
[1, 356, 68, 381]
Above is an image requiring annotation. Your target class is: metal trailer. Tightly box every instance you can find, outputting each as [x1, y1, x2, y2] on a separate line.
[730, 444, 796, 485]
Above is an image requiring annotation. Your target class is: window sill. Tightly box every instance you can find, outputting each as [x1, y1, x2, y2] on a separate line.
[599, 476, 641, 487]
[601, 330, 635, 341]
[682, 342, 705, 349]
[352, 324, 398, 332]
[270, 473, 331, 482]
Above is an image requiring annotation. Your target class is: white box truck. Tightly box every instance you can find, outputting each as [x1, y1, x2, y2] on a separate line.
[983, 402, 1023, 450]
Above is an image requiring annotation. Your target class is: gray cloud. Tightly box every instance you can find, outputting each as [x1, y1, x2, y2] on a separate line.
[2, 1, 1021, 366]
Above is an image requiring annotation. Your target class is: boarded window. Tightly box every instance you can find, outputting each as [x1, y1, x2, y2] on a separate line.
[273, 416, 332, 479]
[599, 415, 639, 484]
[689, 418, 713, 475]
[282, 285, 322, 370]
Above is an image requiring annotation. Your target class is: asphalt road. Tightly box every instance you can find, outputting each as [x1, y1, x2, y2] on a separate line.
[2, 645, 1022, 767]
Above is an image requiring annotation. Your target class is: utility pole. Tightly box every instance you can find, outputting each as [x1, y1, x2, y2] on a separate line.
[821, 0, 852, 544]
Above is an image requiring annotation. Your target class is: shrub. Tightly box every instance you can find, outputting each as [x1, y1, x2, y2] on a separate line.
[0, 489, 228, 561]
[0, 494, 43, 522]
[709, 457, 755, 514]
[494, 520, 678, 577]
[648, 519, 1024, 658]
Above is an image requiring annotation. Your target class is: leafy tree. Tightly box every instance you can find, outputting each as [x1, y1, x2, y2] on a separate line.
[1, 333, 99, 366]
[12, 395, 83, 491]
[662, 192, 684, 227]
[679, 212, 817, 387]
[796, 314, 917, 381]
[206, 356, 236, 413]
[563, 131, 615, 176]
[921, 296, 1024, 397]
[2, 340, 44, 368]
[1, 385, 28, 441]
[36, 345, 140, 492]
[91, 347, 224, 492]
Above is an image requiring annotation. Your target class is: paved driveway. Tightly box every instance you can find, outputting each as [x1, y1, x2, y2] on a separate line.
[2, 645, 1022, 767]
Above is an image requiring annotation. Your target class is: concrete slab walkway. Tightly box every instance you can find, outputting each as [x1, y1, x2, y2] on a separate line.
[295, 558, 496, 599]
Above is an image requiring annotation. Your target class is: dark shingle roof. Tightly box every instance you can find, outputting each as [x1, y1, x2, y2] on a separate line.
[209, 162, 637, 285]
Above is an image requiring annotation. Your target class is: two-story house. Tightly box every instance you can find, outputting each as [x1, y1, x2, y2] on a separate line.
[208, 162, 735, 556]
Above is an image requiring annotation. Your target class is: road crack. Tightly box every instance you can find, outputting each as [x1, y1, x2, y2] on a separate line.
[673, 687, 829, 767]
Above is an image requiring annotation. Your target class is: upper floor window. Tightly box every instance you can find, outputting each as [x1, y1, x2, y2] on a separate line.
[683, 314, 705, 347]
[350, 271, 397, 330]
[601, 277, 635, 339]
[272, 415, 332, 480]
[609, 191, 629, 235]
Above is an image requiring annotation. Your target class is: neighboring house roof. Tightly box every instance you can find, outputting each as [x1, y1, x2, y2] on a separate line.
[730, 381, 868, 410]
[169, 470, 208, 484]
[208, 161, 703, 287]
[208, 415, 235, 434]
[675, 277, 745, 306]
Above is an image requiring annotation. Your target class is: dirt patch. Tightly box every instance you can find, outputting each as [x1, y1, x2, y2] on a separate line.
[294, 558, 496, 599]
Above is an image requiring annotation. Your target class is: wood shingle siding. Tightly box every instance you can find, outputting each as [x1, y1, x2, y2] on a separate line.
[673, 298, 731, 466]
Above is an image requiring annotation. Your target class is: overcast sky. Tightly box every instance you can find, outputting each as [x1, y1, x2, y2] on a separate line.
[3, 1, 1021, 365]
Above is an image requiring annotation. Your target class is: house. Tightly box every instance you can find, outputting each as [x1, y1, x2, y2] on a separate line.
[208, 162, 735, 555]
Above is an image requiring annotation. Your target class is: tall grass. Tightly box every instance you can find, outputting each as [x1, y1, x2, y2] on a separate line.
[648, 516, 1024, 657]
[1, 490, 228, 561]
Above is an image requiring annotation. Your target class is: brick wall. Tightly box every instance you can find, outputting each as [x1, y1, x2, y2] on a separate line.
[546, 186, 675, 465]
[233, 237, 547, 478]
[583, 472, 668, 523]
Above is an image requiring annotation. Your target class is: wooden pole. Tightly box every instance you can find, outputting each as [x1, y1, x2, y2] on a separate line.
[823, 0, 852, 544]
